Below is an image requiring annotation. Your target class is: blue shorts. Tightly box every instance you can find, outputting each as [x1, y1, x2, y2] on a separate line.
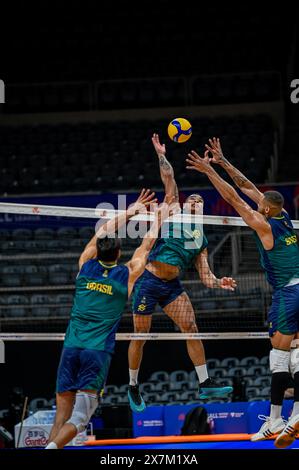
[132, 269, 184, 315]
[268, 284, 299, 336]
[56, 347, 112, 394]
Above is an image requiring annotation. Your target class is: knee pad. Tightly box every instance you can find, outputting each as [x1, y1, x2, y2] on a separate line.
[269, 348, 290, 373]
[67, 392, 98, 433]
[290, 348, 299, 377]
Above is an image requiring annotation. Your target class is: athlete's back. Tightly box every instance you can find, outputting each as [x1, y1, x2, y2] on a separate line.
[254, 211, 299, 289]
[64, 259, 129, 352]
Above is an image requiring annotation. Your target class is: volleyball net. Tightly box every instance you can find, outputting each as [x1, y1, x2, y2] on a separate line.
[1, 201, 298, 341]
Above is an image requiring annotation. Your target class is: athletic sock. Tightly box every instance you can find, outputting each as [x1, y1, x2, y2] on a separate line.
[270, 404, 282, 420]
[271, 372, 290, 409]
[195, 364, 209, 384]
[129, 368, 139, 386]
[45, 442, 58, 450]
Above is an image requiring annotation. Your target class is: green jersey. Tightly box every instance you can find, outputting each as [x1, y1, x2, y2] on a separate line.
[64, 259, 129, 353]
[148, 221, 208, 272]
[254, 211, 299, 289]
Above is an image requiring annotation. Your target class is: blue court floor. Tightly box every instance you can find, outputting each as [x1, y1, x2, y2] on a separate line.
[73, 439, 299, 450]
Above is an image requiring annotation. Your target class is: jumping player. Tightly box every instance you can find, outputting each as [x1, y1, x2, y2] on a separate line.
[45, 189, 169, 449]
[127, 134, 236, 413]
[186, 138, 299, 449]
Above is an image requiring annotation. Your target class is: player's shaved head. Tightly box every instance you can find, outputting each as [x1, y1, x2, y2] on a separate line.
[264, 191, 284, 208]
[186, 194, 204, 203]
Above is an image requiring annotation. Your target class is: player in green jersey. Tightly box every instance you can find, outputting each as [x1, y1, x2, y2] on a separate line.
[46, 189, 170, 449]
[186, 137, 299, 449]
[128, 135, 236, 413]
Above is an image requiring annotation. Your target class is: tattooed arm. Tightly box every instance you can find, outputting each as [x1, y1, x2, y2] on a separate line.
[195, 249, 237, 290]
[205, 137, 263, 205]
[152, 133, 179, 202]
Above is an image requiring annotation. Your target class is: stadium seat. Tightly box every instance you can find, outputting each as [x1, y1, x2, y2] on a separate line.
[169, 381, 190, 392]
[143, 393, 159, 404]
[222, 299, 241, 309]
[160, 392, 181, 403]
[180, 391, 198, 402]
[23, 265, 39, 274]
[246, 387, 260, 399]
[12, 229, 33, 240]
[154, 381, 170, 393]
[140, 382, 156, 394]
[29, 398, 49, 413]
[209, 368, 228, 379]
[105, 385, 119, 395]
[1, 266, 25, 274]
[0, 229, 9, 240]
[56, 227, 77, 239]
[200, 300, 217, 311]
[207, 358, 221, 369]
[149, 371, 170, 382]
[116, 384, 129, 394]
[188, 370, 197, 382]
[260, 355, 269, 366]
[30, 294, 51, 304]
[0, 114, 274, 194]
[25, 274, 46, 286]
[260, 386, 271, 398]
[253, 377, 271, 387]
[0, 274, 22, 287]
[221, 357, 240, 368]
[34, 228, 55, 239]
[5, 306, 26, 317]
[55, 306, 71, 317]
[240, 356, 259, 367]
[169, 370, 189, 382]
[55, 293, 73, 304]
[227, 367, 247, 378]
[247, 365, 268, 376]
[49, 272, 70, 285]
[78, 227, 94, 239]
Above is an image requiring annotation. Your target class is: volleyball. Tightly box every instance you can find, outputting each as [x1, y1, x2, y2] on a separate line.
[167, 117, 192, 143]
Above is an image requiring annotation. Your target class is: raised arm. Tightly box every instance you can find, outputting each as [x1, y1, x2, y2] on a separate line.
[186, 151, 270, 239]
[126, 199, 171, 296]
[152, 133, 179, 202]
[195, 248, 237, 290]
[79, 189, 157, 269]
[205, 137, 263, 205]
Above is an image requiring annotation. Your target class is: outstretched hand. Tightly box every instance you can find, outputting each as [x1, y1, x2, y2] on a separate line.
[186, 150, 211, 173]
[205, 138, 225, 164]
[152, 133, 166, 156]
[219, 277, 237, 291]
[129, 188, 157, 215]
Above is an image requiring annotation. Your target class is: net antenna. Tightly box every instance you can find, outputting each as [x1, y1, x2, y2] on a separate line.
[16, 396, 28, 449]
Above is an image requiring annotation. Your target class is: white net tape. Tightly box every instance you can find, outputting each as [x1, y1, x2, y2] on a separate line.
[4, 201, 296, 226]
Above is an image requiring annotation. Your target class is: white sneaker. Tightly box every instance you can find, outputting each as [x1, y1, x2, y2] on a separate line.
[274, 413, 299, 448]
[251, 415, 286, 441]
